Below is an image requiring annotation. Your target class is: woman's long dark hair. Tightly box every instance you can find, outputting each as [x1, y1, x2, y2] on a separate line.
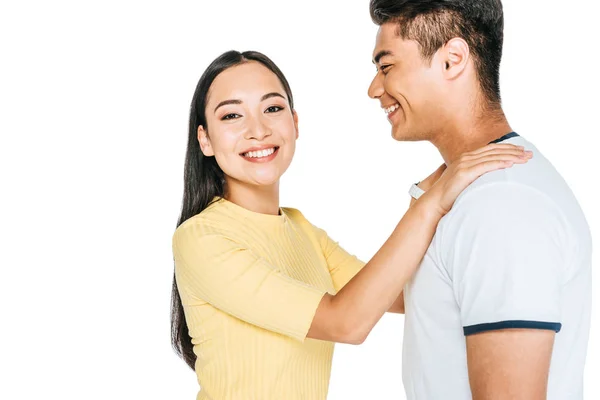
[171, 50, 295, 370]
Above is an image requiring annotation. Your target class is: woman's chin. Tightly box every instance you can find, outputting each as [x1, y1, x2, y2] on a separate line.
[251, 176, 280, 187]
[241, 170, 281, 187]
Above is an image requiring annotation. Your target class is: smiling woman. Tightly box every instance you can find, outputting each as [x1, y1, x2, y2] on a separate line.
[197, 61, 297, 193]
[169, 50, 530, 400]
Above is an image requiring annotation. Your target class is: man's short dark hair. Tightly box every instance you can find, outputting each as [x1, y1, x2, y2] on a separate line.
[370, 0, 504, 105]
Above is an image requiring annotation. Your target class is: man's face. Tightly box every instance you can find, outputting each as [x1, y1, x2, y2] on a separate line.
[368, 23, 446, 142]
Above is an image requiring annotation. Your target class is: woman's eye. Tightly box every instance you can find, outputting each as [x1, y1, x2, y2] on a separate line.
[221, 113, 240, 120]
[265, 106, 283, 113]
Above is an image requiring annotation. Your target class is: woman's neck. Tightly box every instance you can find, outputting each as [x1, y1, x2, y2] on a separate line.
[224, 179, 280, 216]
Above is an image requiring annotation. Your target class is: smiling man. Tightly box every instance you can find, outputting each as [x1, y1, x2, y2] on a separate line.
[367, 0, 592, 399]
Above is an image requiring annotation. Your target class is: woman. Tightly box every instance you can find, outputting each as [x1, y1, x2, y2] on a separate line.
[170, 50, 531, 400]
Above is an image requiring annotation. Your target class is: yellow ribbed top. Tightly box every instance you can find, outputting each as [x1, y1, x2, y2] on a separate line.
[173, 197, 364, 400]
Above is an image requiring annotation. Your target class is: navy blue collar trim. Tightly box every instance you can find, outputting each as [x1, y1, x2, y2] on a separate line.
[489, 131, 519, 144]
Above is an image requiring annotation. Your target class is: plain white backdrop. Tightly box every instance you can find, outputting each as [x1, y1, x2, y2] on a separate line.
[1, 0, 598, 398]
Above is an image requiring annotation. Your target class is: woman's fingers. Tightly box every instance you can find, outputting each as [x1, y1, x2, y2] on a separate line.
[463, 148, 529, 161]
[430, 147, 533, 214]
[418, 143, 533, 216]
[463, 143, 524, 157]
[456, 159, 517, 184]
[452, 152, 533, 187]
[461, 151, 532, 169]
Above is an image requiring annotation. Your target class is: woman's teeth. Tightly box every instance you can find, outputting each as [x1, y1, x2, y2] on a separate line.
[385, 103, 400, 114]
[243, 147, 276, 158]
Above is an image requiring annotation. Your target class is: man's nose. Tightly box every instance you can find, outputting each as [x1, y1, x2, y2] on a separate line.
[368, 73, 384, 99]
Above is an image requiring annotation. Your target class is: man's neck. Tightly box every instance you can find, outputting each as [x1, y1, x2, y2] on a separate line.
[432, 108, 513, 165]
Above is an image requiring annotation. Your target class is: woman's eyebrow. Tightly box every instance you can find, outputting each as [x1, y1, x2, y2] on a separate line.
[213, 92, 285, 114]
[261, 92, 285, 102]
[214, 99, 242, 113]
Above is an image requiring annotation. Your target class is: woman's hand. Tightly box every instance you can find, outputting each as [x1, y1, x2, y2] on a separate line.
[417, 163, 447, 192]
[419, 143, 532, 216]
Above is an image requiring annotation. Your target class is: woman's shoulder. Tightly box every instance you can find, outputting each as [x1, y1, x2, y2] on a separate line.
[174, 199, 235, 239]
[282, 207, 323, 234]
[281, 206, 303, 219]
[282, 207, 315, 226]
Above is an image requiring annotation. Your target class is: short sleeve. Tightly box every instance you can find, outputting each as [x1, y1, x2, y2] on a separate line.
[173, 222, 327, 342]
[441, 183, 568, 336]
[312, 225, 366, 292]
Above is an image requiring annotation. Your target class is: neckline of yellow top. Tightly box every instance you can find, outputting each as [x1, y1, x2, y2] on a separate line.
[214, 196, 288, 226]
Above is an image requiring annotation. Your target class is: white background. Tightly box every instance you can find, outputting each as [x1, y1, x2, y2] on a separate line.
[1, 0, 598, 399]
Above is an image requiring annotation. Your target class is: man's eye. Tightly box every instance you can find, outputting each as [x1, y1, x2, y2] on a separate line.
[265, 106, 283, 113]
[380, 65, 391, 74]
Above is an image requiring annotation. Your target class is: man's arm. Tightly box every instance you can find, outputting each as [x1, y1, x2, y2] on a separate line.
[466, 329, 555, 399]
[440, 182, 567, 399]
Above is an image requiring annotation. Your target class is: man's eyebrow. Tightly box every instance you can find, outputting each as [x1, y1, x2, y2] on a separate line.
[214, 99, 242, 113]
[373, 50, 393, 65]
[261, 92, 286, 102]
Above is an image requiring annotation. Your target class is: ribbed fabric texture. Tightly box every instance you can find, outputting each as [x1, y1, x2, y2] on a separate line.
[173, 197, 364, 400]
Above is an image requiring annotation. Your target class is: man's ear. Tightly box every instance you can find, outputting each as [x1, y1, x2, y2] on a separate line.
[441, 37, 470, 80]
[197, 125, 214, 156]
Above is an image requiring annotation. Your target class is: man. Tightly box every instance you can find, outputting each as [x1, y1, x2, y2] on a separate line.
[367, 0, 592, 398]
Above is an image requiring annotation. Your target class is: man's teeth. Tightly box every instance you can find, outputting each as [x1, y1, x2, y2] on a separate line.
[243, 147, 276, 158]
[385, 104, 400, 114]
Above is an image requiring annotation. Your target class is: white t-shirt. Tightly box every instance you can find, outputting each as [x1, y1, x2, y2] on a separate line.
[403, 134, 592, 399]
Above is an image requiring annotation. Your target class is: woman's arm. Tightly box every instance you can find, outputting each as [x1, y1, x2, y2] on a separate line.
[386, 163, 447, 314]
[307, 143, 531, 344]
[307, 199, 441, 343]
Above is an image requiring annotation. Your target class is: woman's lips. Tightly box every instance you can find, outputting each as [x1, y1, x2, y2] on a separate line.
[240, 146, 279, 163]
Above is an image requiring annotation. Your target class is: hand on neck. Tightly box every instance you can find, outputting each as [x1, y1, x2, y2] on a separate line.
[433, 107, 513, 165]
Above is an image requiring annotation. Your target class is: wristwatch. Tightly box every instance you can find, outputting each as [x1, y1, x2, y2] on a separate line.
[409, 182, 425, 200]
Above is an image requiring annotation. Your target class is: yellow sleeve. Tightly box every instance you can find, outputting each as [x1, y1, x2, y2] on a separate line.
[312, 225, 366, 292]
[173, 222, 326, 342]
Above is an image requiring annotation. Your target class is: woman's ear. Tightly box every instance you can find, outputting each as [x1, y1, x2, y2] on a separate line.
[197, 125, 214, 156]
[293, 110, 299, 140]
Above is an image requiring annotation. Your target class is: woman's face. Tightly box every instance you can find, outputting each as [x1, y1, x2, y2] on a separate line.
[199, 61, 298, 189]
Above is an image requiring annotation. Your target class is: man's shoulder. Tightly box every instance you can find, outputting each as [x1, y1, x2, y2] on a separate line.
[452, 140, 564, 214]
[438, 177, 568, 249]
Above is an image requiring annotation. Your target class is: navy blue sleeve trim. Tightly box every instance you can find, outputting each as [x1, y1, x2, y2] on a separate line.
[463, 320, 562, 336]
